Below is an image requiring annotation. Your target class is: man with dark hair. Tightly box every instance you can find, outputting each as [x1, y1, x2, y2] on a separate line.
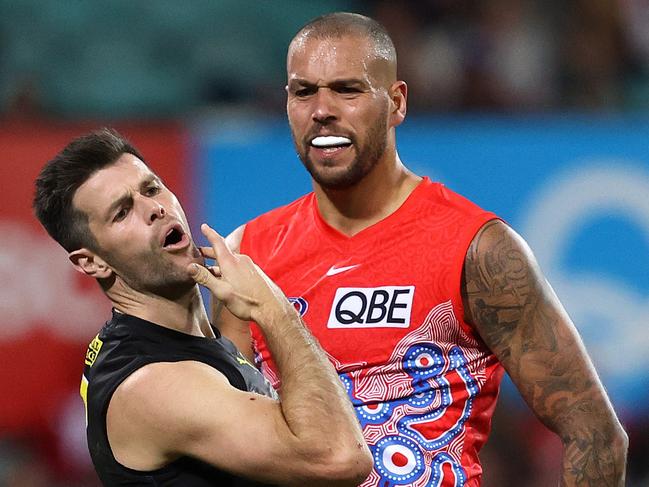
[33, 128, 372, 486]
[214, 12, 628, 486]
[34, 128, 144, 253]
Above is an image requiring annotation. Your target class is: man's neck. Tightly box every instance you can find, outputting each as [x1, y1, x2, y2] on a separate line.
[314, 153, 422, 237]
[107, 283, 213, 338]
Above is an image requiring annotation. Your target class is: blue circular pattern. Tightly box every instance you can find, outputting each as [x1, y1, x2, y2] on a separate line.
[404, 343, 444, 380]
[407, 388, 437, 408]
[356, 401, 393, 426]
[373, 435, 425, 485]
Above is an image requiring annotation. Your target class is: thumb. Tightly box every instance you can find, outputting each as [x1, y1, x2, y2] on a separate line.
[188, 263, 232, 303]
[188, 263, 216, 288]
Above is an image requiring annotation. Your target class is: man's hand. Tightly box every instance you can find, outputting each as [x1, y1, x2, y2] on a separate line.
[189, 223, 292, 323]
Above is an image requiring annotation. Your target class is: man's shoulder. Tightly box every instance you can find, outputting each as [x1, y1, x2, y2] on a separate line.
[242, 192, 314, 242]
[419, 179, 494, 218]
[248, 192, 314, 227]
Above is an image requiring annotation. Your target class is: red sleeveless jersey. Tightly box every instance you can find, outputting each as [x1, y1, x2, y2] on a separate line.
[240, 178, 504, 487]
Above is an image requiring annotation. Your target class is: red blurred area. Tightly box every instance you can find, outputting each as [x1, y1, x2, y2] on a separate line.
[0, 120, 188, 483]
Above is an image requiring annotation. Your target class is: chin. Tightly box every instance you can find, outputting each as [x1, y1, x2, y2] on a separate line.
[313, 170, 365, 190]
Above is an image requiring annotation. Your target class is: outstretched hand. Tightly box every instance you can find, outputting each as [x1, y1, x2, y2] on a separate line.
[188, 224, 288, 322]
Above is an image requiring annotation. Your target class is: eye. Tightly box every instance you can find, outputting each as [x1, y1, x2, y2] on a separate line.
[294, 87, 316, 98]
[145, 185, 161, 196]
[336, 86, 362, 96]
[113, 207, 129, 222]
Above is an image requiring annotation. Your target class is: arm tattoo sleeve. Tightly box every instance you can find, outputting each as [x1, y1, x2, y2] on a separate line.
[462, 219, 627, 486]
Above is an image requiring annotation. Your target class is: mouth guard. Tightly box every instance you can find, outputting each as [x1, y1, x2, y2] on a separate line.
[311, 136, 352, 147]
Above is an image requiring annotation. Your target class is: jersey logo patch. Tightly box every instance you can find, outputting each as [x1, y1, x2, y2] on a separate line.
[327, 286, 415, 329]
[84, 335, 103, 366]
[326, 264, 361, 276]
[288, 297, 309, 316]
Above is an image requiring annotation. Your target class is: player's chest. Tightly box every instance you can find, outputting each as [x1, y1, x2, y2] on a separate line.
[261, 236, 458, 362]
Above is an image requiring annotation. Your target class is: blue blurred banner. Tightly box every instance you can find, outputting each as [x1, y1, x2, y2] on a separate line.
[193, 116, 649, 417]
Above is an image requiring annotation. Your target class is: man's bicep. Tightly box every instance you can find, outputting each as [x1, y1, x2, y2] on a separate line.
[172, 362, 296, 481]
[112, 361, 308, 483]
[462, 220, 601, 429]
[461, 219, 537, 362]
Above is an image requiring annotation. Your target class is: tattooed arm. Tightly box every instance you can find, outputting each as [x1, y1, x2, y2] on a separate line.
[462, 219, 627, 486]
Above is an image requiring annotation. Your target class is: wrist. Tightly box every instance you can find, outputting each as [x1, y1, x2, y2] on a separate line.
[251, 298, 301, 330]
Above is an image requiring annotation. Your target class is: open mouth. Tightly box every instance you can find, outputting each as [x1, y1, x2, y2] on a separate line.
[310, 135, 352, 150]
[162, 225, 188, 250]
[164, 228, 183, 247]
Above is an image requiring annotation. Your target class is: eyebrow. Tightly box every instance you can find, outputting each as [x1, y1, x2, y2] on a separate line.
[288, 78, 368, 89]
[103, 175, 161, 221]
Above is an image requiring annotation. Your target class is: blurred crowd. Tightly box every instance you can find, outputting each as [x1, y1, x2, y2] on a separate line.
[1, 0, 648, 485]
[1, 0, 649, 119]
[374, 0, 649, 112]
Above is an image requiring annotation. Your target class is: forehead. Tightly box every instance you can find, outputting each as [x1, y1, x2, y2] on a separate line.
[287, 35, 375, 80]
[73, 153, 154, 216]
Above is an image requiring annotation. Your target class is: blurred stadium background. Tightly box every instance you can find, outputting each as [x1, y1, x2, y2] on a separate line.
[1, 1, 648, 485]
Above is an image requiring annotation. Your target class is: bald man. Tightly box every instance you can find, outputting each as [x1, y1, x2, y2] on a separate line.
[214, 12, 627, 486]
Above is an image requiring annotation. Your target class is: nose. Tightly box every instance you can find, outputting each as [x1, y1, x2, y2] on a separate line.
[312, 88, 337, 125]
[147, 199, 166, 224]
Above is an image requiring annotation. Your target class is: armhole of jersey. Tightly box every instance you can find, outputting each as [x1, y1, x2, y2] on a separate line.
[450, 215, 502, 339]
[98, 358, 158, 474]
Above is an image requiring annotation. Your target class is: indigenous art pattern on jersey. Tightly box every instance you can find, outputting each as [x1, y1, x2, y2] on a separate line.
[326, 300, 488, 487]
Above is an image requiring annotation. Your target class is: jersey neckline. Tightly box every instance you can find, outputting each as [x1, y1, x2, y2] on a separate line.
[110, 309, 222, 341]
[310, 176, 434, 243]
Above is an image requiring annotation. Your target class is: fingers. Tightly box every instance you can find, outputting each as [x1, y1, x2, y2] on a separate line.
[200, 224, 236, 268]
[188, 263, 225, 296]
[199, 246, 216, 259]
[188, 263, 216, 288]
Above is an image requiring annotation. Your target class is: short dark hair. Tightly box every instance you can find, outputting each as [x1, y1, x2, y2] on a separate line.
[292, 12, 396, 65]
[33, 128, 144, 252]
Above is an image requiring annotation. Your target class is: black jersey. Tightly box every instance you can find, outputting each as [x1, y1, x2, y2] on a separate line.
[80, 310, 277, 486]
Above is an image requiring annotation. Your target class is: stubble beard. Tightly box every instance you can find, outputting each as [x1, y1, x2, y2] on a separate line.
[294, 108, 389, 190]
[105, 241, 202, 300]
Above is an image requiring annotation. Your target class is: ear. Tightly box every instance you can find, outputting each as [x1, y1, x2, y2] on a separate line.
[69, 249, 113, 279]
[388, 80, 407, 128]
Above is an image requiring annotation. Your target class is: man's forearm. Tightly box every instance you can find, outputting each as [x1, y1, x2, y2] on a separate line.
[253, 303, 359, 437]
[560, 420, 627, 486]
[190, 226, 371, 485]
[461, 220, 627, 485]
[252, 302, 370, 482]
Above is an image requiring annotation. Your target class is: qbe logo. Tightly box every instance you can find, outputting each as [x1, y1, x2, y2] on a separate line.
[327, 286, 415, 329]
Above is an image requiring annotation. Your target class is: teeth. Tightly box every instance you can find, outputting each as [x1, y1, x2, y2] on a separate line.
[311, 136, 351, 148]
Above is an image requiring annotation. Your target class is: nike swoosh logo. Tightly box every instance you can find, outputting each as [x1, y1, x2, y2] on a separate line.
[326, 264, 360, 277]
